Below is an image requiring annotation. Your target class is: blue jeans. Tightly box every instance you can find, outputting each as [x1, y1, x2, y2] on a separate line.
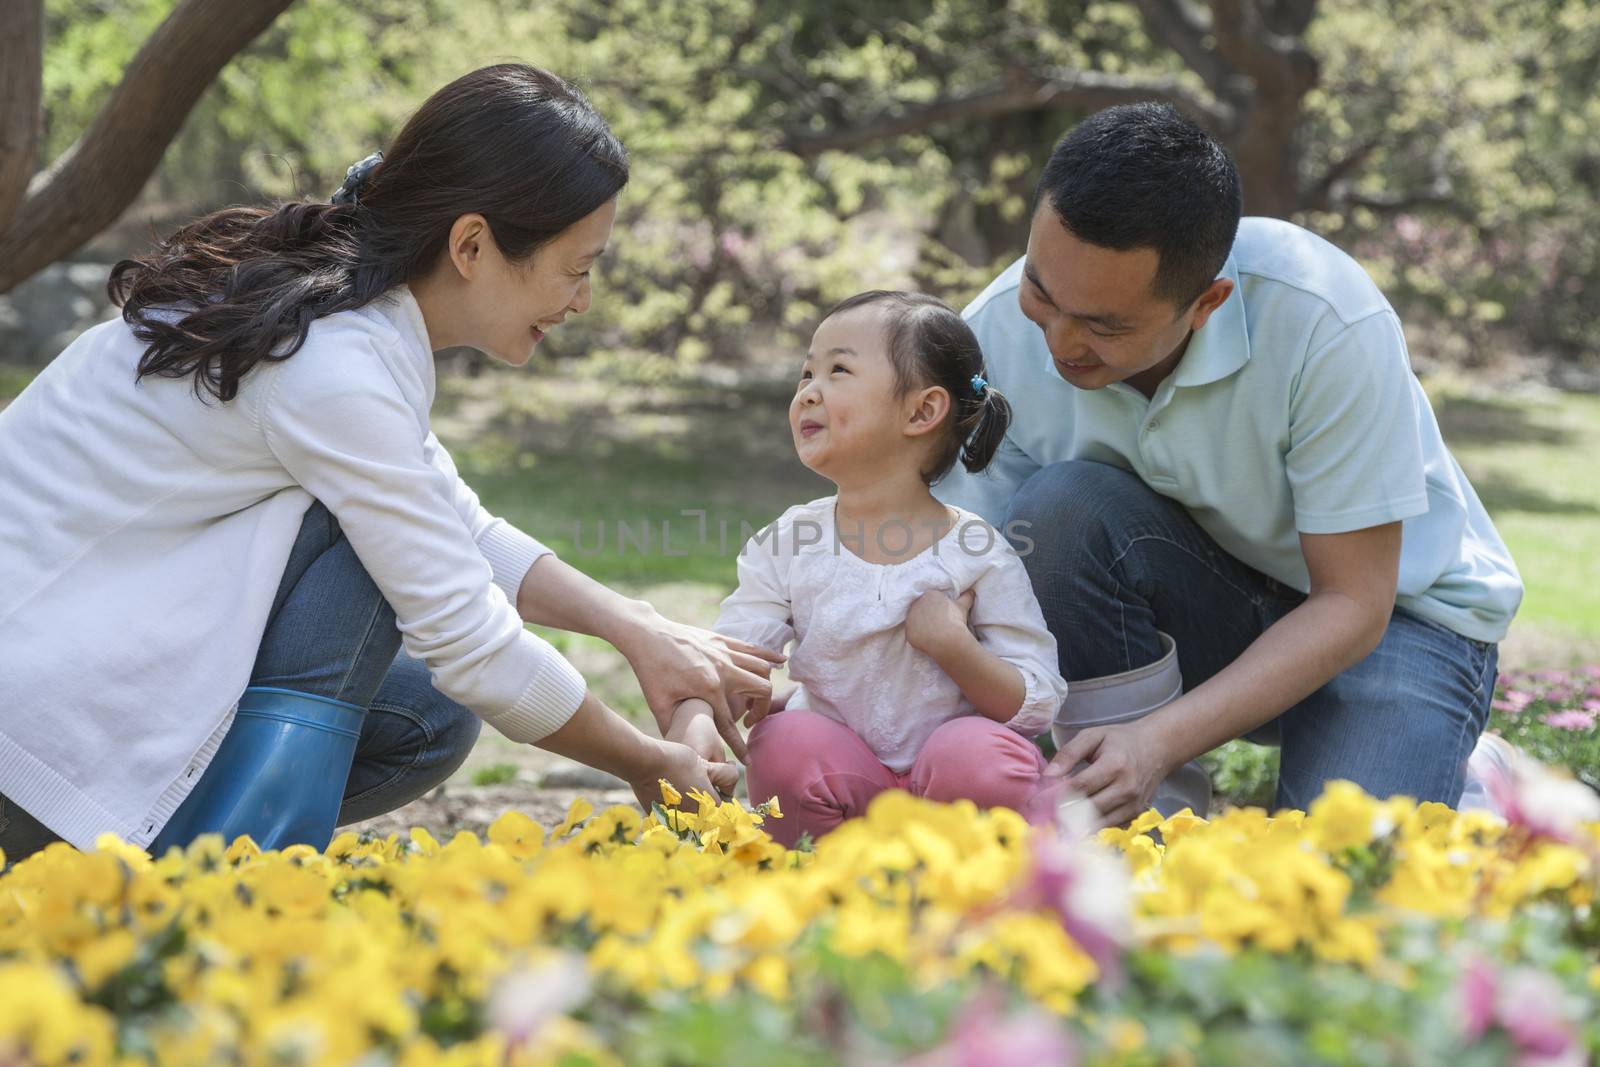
[0, 501, 480, 864]
[1005, 461, 1498, 811]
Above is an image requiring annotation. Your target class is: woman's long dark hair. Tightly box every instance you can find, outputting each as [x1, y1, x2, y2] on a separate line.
[109, 64, 629, 401]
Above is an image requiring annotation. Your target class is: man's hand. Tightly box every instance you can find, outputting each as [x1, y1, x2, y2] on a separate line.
[1044, 718, 1174, 831]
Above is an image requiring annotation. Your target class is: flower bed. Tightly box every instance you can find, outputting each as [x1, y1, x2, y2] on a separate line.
[1, 777, 1597, 1067]
[1202, 667, 1600, 810]
[1491, 667, 1600, 792]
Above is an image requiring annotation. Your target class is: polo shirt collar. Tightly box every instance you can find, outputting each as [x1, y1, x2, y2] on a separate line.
[1172, 253, 1249, 388]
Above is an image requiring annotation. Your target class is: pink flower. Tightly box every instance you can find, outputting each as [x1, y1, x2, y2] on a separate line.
[487, 953, 590, 1048]
[899, 994, 1077, 1067]
[1459, 955, 1497, 1041]
[1495, 690, 1534, 716]
[1498, 968, 1583, 1065]
[1538, 710, 1595, 731]
[1010, 829, 1131, 982]
[1488, 748, 1600, 845]
[1457, 958, 1584, 1067]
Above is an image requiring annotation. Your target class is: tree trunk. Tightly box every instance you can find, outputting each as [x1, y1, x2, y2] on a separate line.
[1233, 96, 1311, 217]
[0, 0, 296, 296]
[0, 0, 44, 232]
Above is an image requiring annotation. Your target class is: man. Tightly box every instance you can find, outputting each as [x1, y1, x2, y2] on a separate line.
[934, 103, 1521, 827]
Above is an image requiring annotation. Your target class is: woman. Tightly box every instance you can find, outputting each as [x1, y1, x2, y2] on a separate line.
[0, 64, 776, 865]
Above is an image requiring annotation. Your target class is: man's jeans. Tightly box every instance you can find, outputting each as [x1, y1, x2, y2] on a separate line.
[1005, 461, 1498, 812]
[1, 501, 480, 865]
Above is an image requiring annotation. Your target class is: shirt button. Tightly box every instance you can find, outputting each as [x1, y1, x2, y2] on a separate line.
[1147, 419, 1160, 431]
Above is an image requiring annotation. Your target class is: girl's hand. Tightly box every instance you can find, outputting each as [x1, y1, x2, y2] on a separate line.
[905, 589, 976, 657]
[666, 701, 728, 763]
[740, 683, 797, 729]
[615, 611, 784, 762]
[667, 700, 742, 800]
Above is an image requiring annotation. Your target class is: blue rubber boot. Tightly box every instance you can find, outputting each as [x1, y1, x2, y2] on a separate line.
[150, 687, 364, 855]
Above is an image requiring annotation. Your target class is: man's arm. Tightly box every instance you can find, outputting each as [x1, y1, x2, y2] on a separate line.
[1051, 522, 1401, 828]
[1135, 309, 1421, 770]
[1143, 522, 1400, 766]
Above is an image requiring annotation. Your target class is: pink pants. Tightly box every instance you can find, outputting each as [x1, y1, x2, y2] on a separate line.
[745, 709, 1053, 848]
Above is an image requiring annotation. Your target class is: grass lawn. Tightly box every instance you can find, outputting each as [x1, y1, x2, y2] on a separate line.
[432, 364, 828, 588]
[1427, 378, 1600, 664]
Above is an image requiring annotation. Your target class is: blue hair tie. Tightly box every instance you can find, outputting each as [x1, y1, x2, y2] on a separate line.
[970, 374, 988, 396]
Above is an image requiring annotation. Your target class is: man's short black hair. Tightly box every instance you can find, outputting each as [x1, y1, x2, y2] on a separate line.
[1036, 102, 1242, 307]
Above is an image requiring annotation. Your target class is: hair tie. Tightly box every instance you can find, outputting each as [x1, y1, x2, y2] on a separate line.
[331, 151, 384, 206]
[970, 374, 988, 397]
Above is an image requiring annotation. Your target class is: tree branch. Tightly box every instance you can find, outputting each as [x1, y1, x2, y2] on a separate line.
[781, 69, 1233, 157]
[1342, 182, 1473, 221]
[1130, 0, 1240, 97]
[1298, 130, 1387, 212]
[0, 0, 43, 232]
[0, 0, 295, 295]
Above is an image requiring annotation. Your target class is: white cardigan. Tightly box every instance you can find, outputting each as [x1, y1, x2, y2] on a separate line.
[0, 286, 587, 850]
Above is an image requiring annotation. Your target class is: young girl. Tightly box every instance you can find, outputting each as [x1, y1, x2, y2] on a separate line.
[668, 291, 1069, 847]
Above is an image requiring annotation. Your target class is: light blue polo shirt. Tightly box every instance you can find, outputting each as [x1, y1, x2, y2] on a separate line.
[933, 216, 1522, 644]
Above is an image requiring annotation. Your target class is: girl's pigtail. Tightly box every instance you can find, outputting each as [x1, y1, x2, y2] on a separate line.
[959, 380, 1013, 473]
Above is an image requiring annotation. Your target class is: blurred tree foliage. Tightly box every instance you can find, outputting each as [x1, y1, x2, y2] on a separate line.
[40, 0, 1600, 364]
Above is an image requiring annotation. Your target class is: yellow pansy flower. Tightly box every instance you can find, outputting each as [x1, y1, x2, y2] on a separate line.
[487, 810, 546, 860]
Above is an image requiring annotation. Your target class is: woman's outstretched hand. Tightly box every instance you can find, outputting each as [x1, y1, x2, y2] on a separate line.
[616, 613, 784, 762]
[665, 698, 741, 798]
[535, 692, 740, 812]
[633, 738, 740, 810]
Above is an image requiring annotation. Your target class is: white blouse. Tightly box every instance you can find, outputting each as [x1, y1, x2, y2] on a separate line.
[714, 496, 1069, 772]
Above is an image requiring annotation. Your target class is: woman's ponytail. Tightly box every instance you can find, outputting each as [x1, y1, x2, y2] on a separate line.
[110, 64, 627, 402]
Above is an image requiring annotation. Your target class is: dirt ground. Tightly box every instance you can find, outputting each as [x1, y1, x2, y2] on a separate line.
[343, 778, 637, 840]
